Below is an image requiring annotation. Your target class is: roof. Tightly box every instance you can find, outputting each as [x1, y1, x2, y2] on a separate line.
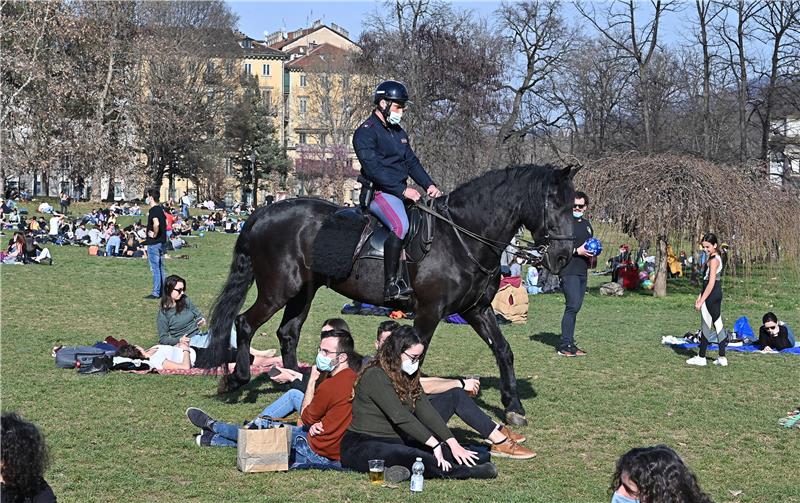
[285, 43, 350, 70]
[239, 37, 287, 59]
[267, 24, 357, 51]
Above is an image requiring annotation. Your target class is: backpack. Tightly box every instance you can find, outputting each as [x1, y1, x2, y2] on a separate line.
[55, 345, 115, 368]
[733, 316, 755, 343]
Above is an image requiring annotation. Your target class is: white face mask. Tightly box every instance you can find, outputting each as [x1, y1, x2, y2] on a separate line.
[387, 110, 403, 125]
[401, 359, 419, 375]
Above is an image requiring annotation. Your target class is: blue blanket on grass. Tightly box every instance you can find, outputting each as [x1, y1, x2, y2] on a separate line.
[669, 342, 800, 354]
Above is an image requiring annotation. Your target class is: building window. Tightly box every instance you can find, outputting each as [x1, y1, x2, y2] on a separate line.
[299, 97, 307, 114]
[299, 133, 307, 144]
[225, 158, 233, 176]
[225, 89, 233, 104]
[300, 74, 307, 87]
[243, 63, 252, 75]
[243, 39, 252, 49]
[114, 182, 124, 200]
[262, 89, 272, 106]
[206, 60, 214, 74]
[262, 64, 270, 76]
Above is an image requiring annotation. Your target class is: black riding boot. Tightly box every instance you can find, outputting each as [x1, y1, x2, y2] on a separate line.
[383, 234, 413, 301]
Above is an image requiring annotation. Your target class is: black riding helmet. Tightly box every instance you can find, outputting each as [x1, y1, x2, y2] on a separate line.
[373, 80, 410, 105]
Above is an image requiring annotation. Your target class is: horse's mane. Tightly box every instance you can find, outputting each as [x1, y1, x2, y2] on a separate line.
[448, 164, 559, 214]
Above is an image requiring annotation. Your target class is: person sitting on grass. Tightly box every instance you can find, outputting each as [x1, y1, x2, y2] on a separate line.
[267, 318, 352, 388]
[341, 325, 497, 480]
[157, 274, 279, 366]
[1, 412, 57, 503]
[106, 230, 123, 257]
[756, 312, 794, 352]
[23, 233, 53, 265]
[186, 328, 360, 471]
[3, 232, 24, 264]
[367, 321, 534, 460]
[610, 445, 712, 503]
[122, 233, 143, 257]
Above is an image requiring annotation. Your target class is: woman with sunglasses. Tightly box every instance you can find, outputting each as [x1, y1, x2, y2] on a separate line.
[756, 312, 794, 352]
[157, 275, 278, 366]
[341, 325, 497, 480]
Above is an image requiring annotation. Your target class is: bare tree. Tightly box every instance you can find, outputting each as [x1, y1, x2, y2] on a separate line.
[576, 0, 678, 153]
[491, 0, 572, 167]
[752, 0, 800, 160]
[577, 153, 800, 296]
[695, 1, 723, 159]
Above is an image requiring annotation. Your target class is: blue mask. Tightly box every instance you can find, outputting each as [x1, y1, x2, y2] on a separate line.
[315, 353, 338, 372]
[611, 491, 639, 503]
[573, 211, 584, 219]
[387, 110, 403, 125]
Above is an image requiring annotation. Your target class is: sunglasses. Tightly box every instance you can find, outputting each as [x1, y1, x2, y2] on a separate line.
[573, 204, 586, 210]
[765, 325, 779, 331]
[173, 288, 185, 293]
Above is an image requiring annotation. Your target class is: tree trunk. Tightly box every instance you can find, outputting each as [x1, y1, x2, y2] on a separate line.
[252, 161, 258, 207]
[736, 2, 749, 166]
[91, 173, 102, 201]
[653, 236, 668, 297]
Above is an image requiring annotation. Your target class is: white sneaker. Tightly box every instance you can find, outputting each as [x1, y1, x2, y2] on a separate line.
[686, 356, 707, 366]
[713, 357, 728, 366]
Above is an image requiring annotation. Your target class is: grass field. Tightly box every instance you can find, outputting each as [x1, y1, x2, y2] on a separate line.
[1, 203, 799, 502]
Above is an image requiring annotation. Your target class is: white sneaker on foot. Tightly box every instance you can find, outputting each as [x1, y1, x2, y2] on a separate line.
[713, 357, 728, 366]
[686, 356, 707, 366]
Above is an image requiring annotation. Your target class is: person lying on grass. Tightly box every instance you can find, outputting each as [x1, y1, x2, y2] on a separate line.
[756, 312, 794, 353]
[185, 328, 361, 471]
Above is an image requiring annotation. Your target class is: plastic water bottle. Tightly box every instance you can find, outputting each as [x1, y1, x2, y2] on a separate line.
[410, 457, 424, 493]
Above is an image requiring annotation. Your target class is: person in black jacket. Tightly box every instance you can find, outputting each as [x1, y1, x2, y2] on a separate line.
[353, 80, 442, 302]
[756, 312, 794, 352]
[557, 191, 596, 357]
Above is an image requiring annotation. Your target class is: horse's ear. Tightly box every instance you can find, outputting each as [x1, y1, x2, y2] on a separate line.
[558, 164, 582, 180]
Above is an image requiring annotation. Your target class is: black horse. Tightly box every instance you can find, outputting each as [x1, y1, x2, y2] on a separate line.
[201, 164, 576, 426]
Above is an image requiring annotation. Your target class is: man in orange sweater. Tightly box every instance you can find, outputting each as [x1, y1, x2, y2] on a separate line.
[186, 329, 358, 469]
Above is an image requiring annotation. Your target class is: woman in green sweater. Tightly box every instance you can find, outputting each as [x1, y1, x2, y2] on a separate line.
[341, 326, 497, 479]
[157, 275, 279, 367]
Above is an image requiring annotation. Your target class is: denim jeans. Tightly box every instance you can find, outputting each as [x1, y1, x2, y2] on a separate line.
[208, 421, 340, 469]
[181, 204, 189, 218]
[559, 274, 587, 350]
[146, 243, 166, 296]
[251, 389, 304, 427]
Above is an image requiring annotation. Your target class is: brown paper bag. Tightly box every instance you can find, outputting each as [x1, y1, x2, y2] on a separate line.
[236, 426, 292, 473]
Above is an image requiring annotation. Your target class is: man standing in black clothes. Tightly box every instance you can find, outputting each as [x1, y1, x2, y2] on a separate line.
[144, 189, 167, 299]
[557, 191, 595, 357]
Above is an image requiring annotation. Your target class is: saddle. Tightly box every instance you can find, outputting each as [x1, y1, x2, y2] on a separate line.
[310, 199, 435, 281]
[336, 200, 435, 263]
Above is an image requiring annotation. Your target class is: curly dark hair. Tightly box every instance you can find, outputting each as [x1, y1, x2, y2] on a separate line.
[610, 445, 714, 503]
[116, 344, 146, 360]
[356, 325, 424, 408]
[1, 412, 50, 500]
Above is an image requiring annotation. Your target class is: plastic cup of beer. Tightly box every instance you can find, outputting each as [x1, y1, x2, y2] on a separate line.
[368, 459, 385, 485]
[465, 374, 481, 397]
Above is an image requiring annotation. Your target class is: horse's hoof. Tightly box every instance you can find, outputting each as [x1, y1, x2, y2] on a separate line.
[217, 375, 246, 394]
[505, 411, 528, 427]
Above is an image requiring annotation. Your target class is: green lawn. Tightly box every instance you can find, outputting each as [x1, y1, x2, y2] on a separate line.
[1, 209, 798, 502]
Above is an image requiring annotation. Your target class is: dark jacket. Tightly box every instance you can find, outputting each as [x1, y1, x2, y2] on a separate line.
[560, 217, 593, 277]
[756, 325, 793, 351]
[352, 112, 434, 199]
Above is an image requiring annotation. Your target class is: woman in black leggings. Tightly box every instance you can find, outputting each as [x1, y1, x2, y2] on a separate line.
[341, 326, 496, 479]
[687, 233, 728, 367]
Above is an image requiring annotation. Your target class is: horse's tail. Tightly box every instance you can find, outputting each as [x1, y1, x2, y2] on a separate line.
[197, 231, 254, 369]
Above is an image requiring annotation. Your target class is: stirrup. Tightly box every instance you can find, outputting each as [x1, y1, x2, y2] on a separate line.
[384, 280, 412, 301]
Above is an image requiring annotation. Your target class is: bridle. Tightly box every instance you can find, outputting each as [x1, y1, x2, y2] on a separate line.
[413, 180, 573, 271]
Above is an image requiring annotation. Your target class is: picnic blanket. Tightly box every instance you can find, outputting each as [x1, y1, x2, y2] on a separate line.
[119, 365, 281, 376]
[661, 336, 800, 354]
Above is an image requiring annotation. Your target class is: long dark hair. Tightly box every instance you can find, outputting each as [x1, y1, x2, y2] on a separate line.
[322, 317, 350, 332]
[161, 274, 187, 313]
[610, 445, 713, 503]
[357, 325, 424, 407]
[700, 232, 726, 270]
[116, 344, 147, 360]
[1, 412, 50, 501]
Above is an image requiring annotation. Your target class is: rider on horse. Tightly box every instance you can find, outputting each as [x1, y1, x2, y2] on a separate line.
[352, 80, 442, 302]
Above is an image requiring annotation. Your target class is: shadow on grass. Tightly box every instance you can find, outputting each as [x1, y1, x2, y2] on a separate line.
[473, 376, 537, 420]
[668, 345, 697, 358]
[213, 373, 276, 404]
[528, 331, 561, 349]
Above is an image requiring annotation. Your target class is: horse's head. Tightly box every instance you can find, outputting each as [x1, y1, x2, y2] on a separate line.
[526, 165, 576, 274]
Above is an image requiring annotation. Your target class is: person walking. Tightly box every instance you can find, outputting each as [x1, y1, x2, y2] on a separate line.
[557, 191, 595, 357]
[144, 189, 167, 299]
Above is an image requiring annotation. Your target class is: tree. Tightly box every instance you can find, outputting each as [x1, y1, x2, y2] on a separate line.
[577, 153, 800, 297]
[225, 86, 289, 207]
[294, 144, 354, 200]
[491, 0, 572, 167]
[576, 0, 678, 153]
